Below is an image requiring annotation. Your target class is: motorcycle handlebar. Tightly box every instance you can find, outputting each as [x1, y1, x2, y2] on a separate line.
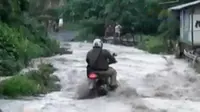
[112, 53, 117, 57]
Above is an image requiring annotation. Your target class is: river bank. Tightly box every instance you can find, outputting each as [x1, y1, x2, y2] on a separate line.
[0, 40, 73, 98]
[0, 63, 60, 98]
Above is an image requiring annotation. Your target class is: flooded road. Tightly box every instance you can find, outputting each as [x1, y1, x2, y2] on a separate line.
[1, 42, 200, 112]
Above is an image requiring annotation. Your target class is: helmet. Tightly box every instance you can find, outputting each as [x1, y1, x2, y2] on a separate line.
[93, 38, 103, 48]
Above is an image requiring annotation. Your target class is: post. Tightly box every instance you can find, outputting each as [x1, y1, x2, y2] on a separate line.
[191, 8, 194, 48]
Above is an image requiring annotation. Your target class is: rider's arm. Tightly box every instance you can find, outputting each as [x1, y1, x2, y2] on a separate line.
[104, 49, 117, 64]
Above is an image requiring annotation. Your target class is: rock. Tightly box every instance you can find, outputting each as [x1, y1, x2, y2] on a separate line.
[70, 39, 75, 41]
[58, 47, 73, 55]
[61, 43, 71, 47]
[50, 75, 60, 81]
[48, 83, 61, 92]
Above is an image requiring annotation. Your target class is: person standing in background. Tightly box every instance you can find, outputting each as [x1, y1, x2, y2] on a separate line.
[104, 25, 113, 38]
[115, 22, 122, 38]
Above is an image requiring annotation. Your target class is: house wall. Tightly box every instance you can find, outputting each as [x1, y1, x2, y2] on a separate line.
[193, 6, 200, 45]
[180, 5, 200, 45]
[180, 8, 192, 44]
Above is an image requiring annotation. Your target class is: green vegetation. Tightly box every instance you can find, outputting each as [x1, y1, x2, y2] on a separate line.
[136, 35, 167, 54]
[0, 0, 63, 97]
[0, 63, 60, 98]
[62, 0, 195, 53]
[64, 22, 81, 31]
[0, 0, 61, 76]
[0, 23, 60, 76]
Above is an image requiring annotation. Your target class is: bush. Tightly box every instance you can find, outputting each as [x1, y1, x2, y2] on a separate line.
[137, 35, 167, 54]
[38, 38, 60, 57]
[0, 75, 40, 98]
[27, 64, 57, 86]
[64, 22, 81, 31]
[27, 63, 60, 93]
[0, 64, 61, 98]
[74, 17, 104, 41]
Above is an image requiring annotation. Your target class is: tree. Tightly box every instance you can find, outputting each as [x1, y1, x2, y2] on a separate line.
[63, 0, 162, 38]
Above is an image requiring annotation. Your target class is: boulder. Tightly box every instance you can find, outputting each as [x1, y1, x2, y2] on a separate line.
[58, 47, 73, 55]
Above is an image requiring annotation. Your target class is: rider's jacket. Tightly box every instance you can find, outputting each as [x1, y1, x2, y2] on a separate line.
[86, 47, 116, 71]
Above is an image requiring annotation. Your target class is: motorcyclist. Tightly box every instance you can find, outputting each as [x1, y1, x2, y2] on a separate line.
[86, 38, 118, 90]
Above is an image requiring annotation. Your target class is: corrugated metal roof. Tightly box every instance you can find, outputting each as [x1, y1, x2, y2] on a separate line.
[169, 0, 200, 11]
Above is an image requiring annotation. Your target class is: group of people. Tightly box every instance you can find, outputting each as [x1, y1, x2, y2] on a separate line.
[104, 22, 122, 39]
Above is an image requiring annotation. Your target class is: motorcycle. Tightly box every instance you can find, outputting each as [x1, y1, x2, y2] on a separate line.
[87, 53, 117, 97]
[87, 72, 111, 96]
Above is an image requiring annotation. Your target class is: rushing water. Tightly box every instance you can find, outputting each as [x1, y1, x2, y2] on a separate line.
[1, 42, 200, 112]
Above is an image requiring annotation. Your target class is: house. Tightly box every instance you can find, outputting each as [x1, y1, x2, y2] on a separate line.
[169, 0, 200, 47]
